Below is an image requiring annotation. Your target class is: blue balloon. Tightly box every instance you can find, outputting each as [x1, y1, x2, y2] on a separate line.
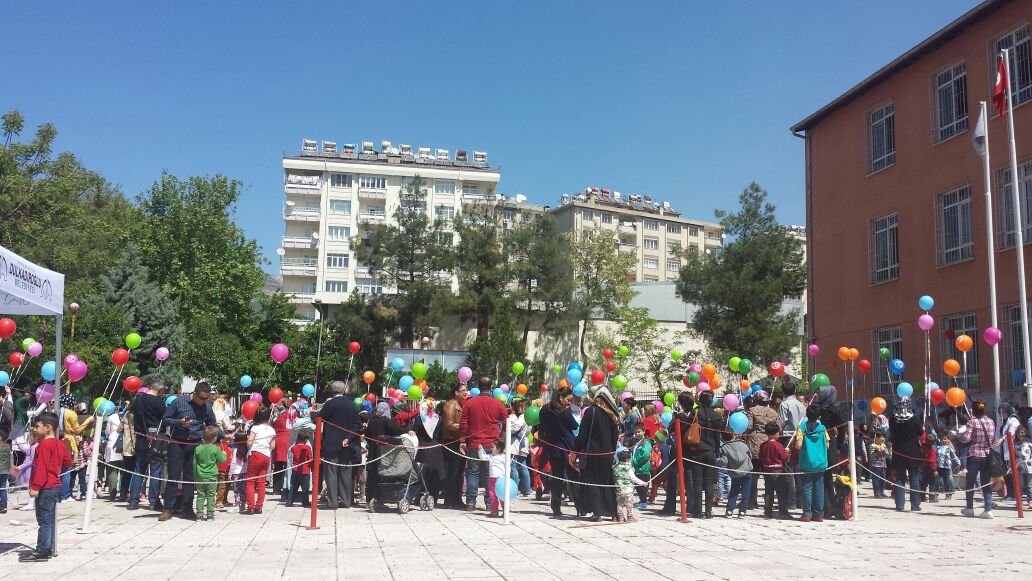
[390, 357, 405, 372]
[568, 362, 582, 371]
[0, 370, 9, 387]
[492, 387, 502, 398]
[300, 402, 310, 410]
[399, 375, 414, 390]
[896, 382, 913, 398]
[889, 359, 905, 375]
[362, 400, 373, 411]
[856, 400, 868, 411]
[41, 361, 56, 382]
[572, 383, 587, 397]
[97, 400, 116, 417]
[661, 411, 673, 427]
[751, 384, 762, 394]
[729, 411, 749, 435]
[711, 397, 720, 408]
[470, 387, 481, 397]
[240, 375, 253, 388]
[927, 381, 939, 392]
[301, 383, 315, 397]
[1013, 370, 1026, 383]
[567, 368, 583, 385]
[494, 476, 519, 501]
[918, 295, 935, 311]
[165, 395, 177, 406]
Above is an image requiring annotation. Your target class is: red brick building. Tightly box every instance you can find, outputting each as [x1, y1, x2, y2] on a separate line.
[792, 0, 1032, 401]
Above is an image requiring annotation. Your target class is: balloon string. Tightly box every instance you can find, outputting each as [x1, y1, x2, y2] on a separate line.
[260, 362, 279, 391]
[100, 366, 119, 401]
[105, 364, 126, 401]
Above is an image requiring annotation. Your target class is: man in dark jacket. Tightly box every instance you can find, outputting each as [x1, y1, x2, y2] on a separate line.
[313, 380, 362, 509]
[159, 381, 219, 521]
[128, 380, 169, 511]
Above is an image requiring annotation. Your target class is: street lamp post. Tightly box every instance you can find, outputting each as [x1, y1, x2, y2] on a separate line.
[313, 299, 326, 400]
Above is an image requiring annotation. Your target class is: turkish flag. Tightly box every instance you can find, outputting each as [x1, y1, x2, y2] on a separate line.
[994, 55, 1008, 117]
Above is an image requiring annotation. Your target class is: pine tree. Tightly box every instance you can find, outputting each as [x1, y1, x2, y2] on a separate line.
[448, 196, 510, 339]
[508, 214, 576, 345]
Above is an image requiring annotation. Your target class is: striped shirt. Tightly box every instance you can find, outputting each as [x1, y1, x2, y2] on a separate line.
[960, 416, 995, 458]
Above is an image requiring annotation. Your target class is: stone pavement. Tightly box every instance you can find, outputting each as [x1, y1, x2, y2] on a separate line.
[0, 483, 1030, 581]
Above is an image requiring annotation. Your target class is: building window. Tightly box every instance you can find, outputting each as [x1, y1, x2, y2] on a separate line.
[462, 184, 479, 195]
[643, 257, 658, 269]
[300, 281, 316, 295]
[436, 232, 454, 246]
[435, 205, 455, 221]
[688, 226, 699, 237]
[643, 275, 659, 282]
[434, 180, 455, 196]
[327, 226, 350, 241]
[362, 205, 386, 217]
[400, 199, 426, 215]
[643, 237, 659, 251]
[359, 176, 387, 190]
[872, 326, 902, 394]
[996, 25, 1032, 108]
[582, 210, 594, 221]
[999, 159, 1032, 248]
[868, 104, 895, 173]
[302, 254, 318, 266]
[602, 213, 613, 224]
[644, 220, 658, 231]
[324, 280, 348, 293]
[503, 208, 517, 221]
[707, 231, 721, 240]
[939, 313, 979, 390]
[326, 253, 349, 269]
[666, 258, 681, 271]
[936, 185, 973, 265]
[689, 243, 699, 255]
[330, 173, 352, 188]
[329, 199, 351, 215]
[667, 223, 682, 235]
[869, 214, 899, 284]
[667, 241, 682, 253]
[934, 62, 968, 142]
[356, 278, 382, 295]
[1003, 302, 1032, 387]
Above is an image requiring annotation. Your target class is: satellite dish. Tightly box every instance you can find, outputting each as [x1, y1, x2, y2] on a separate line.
[515, 194, 527, 204]
[285, 200, 296, 207]
[312, 233, 320, 240]
[276, 248, 285, 256]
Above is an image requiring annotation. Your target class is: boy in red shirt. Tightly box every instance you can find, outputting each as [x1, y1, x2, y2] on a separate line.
[287, 432, 313, 508]
[16, 412, 72, 561]
[759, 421, 792, 520]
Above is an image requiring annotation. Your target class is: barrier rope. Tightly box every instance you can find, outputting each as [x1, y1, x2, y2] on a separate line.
[129, 428, 276, 446]
[319, 418, 496, 449]
[96, 458, 311, 486]
[857, 463, 1000, 496]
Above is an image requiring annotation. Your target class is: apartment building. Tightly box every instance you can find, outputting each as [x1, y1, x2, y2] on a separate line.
[550, 187, 724, 282]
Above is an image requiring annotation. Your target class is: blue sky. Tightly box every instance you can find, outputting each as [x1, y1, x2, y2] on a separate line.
[3, 1, 979, 269]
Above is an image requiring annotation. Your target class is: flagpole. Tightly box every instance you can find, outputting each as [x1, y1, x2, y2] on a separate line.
[1002, 49, 1032, 406]
[978, 101, 1003, 412]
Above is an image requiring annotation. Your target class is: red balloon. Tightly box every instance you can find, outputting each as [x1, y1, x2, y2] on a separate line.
[944, 329, 956, 341]
[539, 383, 548, 392]
[365, 393, 377, 403]
[857, 359, 872, 373]
[241, 400, 260, 421]
[269, 387, 284, 404]
[123, 376, 141, 392]
[683, 375, 692, 388]
[590, 369, 605, 386]
[929, 387, 946, 405]
[9, 352, 25, 367]
[769, 361, 784, 377]
[605, 361, 616, 373]
[348, 341, 361, 354]
[602, 348, 614, 360]
[0, 318, 16, 339]
[111, 348, 130, 367]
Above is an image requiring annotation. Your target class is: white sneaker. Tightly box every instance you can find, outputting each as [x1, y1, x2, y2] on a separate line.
[60, 498, 75, 504]
[978, 510, 994, 519]
[961, 508, 975, 517]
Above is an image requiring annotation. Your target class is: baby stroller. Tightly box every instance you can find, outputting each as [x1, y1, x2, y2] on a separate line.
[373, 433, 435, 514]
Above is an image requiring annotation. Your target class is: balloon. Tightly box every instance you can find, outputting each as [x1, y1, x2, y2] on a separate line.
[687, 371, 700, 387]
[269, 387, 284, 404]
[155, 347, 170, 361]
[399, 375, 414, 390]
[525, 405, 541, 426]
[348, 341, 361, 354]
[240, 375, 253, 388]
[729, 411, 749, 434]
[494, 477, 518, 501]
[878, 347, 890, 360]
[67, 360, 88, 382]
[40, 360, 56, 381]
[166, 395, 178, 406]
[26, 342, 42, 357]
[241, 400, 260, 420]
[856, 400, 868, 411]
[889, 359, 905, 375]
[411, 362, 427, 379]
[567, 368, 582, 385]
[983, 327, 1003, 346]
[568, 362, 582, 371]
[0, 318, 15, 339]
[810, 373, 830, 388]
[21, 338, 35, 351]
[572, 383, 587, 397]
[552, 364, 562, 374]
[837, 347, 850, 361]
[929, 387, 946, 405]
[353, 396, 364, 410]
[540, 383, 548, 392]
[738, 359, 753, 375]
[619, 345, 629, 357]
[492, 387, 502, 398]
[702, 364, 716, 380]
[671, 350, 682, 362]
[302, 384, 316, 398]
[605, 361, 616, 373]
[660, 411, 673, 427]
[458, 366, 473, 383]
[740, 379, 750, 391]
[955, 334, 973, 353]
[946, 387, 967, 407]
[654, 401, 664, 415]
[603, 348, 614, 360]
[612, 375, 628, 389]
[123, 376, 141, 392]
[362, 371, 376, 384]
[470, 387, 481, 397]
[590, 369, 605, 385]
[558, 379, 570, 389]
[769, 361, 784, 377]
[9, 352, 25, 367]
[93, 397, 105, 411]
[662, 392, 675, 406]
[896, 382, 913, 398]
[1014, 370, 1026, 383]
[299, 402, 310, 411]
[98, 400, 116, 417]
[250, 392, 263, 402]
[125, 333, 142, 350]
[0, 371, 7, 387]
[682, 375, 692, 388]
[365, 393, 377, 402]
[35, 383, 56, 404]
[512, 361, 525, 375]
[729, 357, 741, 372]
[689, 363, 702, 374]
[497, 393, 509, 403]
[723, 393, 740, 412]
[362, 400, 373, 412]
[871, 397, 887, 414]
[807, 344, 820, 357]
[858, 359, 872, 373]
[270, 343, 290, 364]
[943, 359, 961, 377]
[112, 348, 130, 366]
[63, 354, 78, 366]
[516, 384, 528, 395]
[390, 358, 405, 372]
[500, 384, 510, 393]
[406, 385, 421, 400]
[696, 381, 710, 393]
[918, 295, 935, 311]
[917, 314, 935, 332]
[711, 375, 722, 389]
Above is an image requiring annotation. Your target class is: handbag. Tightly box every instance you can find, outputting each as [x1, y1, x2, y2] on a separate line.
[684, 413, 701, 447]
[977, 419, 1007, 478]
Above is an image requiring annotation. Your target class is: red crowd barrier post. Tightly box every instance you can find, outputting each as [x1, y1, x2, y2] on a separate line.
[1008, 432, 1024, 518]
[308, 417, 323, 530]
[674, 418, 687, 523]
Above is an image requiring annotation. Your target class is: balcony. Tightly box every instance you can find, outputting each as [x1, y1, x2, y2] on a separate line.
[282, 236, 318, 249]
[283, 207, 321, 222]
[357, 188, 387, 200]
[462, 193, 495, 205]
[286, 293, 315, 304]
[357, 212, 387, 225]
[355, 265, 372, 277]
[280, 258, 317, 277]
[618, 223, 637, 235]
[618, 243, 638, 254]
[284, 185, 321, 196]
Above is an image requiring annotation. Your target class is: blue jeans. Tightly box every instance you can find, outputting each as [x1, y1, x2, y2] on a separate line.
[893, 459, 922, 511]
[717, 468, 730, 499]
[76, 466, 88, 497]
[965, 456, 992, 511]
[871, 467, 886, 496]
[936, 467, 956, 494]
[35, 487, 60, 554]
[464, 458, 489, 507]
[59, 471, 72, 501]
[801, 472, 825, 517]
[130, 437, 165, 507]
[511, 456, 531, 494]
[0, 473, 8, 508]
[726, 473, 752, 514]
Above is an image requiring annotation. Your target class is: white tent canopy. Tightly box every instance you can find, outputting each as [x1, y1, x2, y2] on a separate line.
[0, 244, 65, 315]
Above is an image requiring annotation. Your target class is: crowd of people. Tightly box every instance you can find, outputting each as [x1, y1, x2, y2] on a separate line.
[2, 373, 1032, 562]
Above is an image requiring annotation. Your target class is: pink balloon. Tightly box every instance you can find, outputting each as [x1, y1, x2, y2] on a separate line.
[723, 393, 740, 412]
[67, 360, 88, 382]
[619, 390, 633, 403]
[137, 387, 150, 395]
[270, 343, 289, 364]
[63, 354, 78, 366]
[26, 342, 43, 357]
[653, 401, 664, 414]
[457, 366, 473, 383]
[983, 326, 1003, 346]
[917, 314, 935, 332]
[807, 344, 820, 357]
[155, 347, 170, 361]
[500, 384, 510, 392]
[696, 381, 710, 393]
[35, 383, 56, 404]
[689, 363, 703, 374]
[250, 392, 262, 402]
[422, 385, 430, 395]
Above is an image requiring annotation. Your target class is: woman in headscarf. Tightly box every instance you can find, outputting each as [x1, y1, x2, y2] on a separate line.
[995, 403, 1022, 500]
[538, 386, 577, 518]
[573, 387, 619, 522]
[687, 390, 723, 518]
[414, 399, 444, 503]
[888, 396, 923, 512]
[363, 401, 407, 509]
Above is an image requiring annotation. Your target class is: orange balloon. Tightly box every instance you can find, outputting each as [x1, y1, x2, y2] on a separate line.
[837, 347, 850, 361]
[740, 379, 750, 391]
[943, 359, 961, 377]
[362, 371, 375, 384]
[516, 383, 528, 395]
[848, 348, 860, 361]
[417, 378, 427, 388]
[945, 387, 967, 407]
[955, 334, 973, 353]
[711, 375, 722, 389]
[702, 363, 716, 380]
[871, 397, 887, 415]
[558, 379, 570, 389]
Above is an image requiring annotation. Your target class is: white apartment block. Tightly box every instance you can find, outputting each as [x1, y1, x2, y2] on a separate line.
[280, 139, 501, 320]
[550, 187, 724, 282]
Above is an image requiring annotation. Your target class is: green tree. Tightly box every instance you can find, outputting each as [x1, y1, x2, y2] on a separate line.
[508, 214, 576, 345]
[675, 182, 806, 363]
[464, 310, 526, 380]
[569, 229, 637, 360]
[448, 197, 511, 339]
[334, 291, 399, 390]
[612, 306, 692, 392]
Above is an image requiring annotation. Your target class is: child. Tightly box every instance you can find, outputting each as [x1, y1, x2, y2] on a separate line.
[216, 433, 233, 509]
[759, 421, 791, 519]
[919, 431, 939, 502]
[869, 434, 888, 498]
[478, 439, 508, 517]
[230, 432, 249, 513]
[1015, 427, 1032, 508]
[0, 429, 11, 514]
[613, 449, 647, 522]
[71, 434, 92, 501]
[16, 412, 71, 562]
[13, 430, 38, 511]
[193, 426, 226, 521]
[935, 433, 960, 500]
[287, 432, 313, 507]
[717, 431, 753, 518]
[629, 424, 653, 509]
[794, 405, 829, 523]
[244, 407, 276, 515]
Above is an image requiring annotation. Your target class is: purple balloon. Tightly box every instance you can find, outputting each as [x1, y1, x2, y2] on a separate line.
[722, 393, 740, 412]
[807, 344, 820, 356]
[270, 342, 289, 364]
[983, 326, 1003, 346]
[500, 383, 510, 392]
[63, 354, 78, 366]
[250, 392, 262, 402]
[457, 366, 473, 383]
[654, 401, 664, 414]
[917, 314, 935, 332]
[155, 346, 170, 361]
[26, 342, 43, 357]
[35, 383, 56, 404]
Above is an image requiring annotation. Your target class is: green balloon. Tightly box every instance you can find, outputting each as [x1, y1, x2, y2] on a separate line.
[811, 373, 831, 388]
[353, 396, 364, 410]
[671, 350, 682, 362]
[512, 361, 525, 375]
[688, 371, 700, 386]
[663, 392, 675, 406]
[22, 337, 35, 351]
[618, 345, 629, 357]
[93, 396, 105, 411]
[612, 374, 629, 389]
[125, 332, 142, 350]
[738, 359, 753, 375]
[407, 385, 423, 400]
[525, 405, 541, 427]
[552, 364, 562, 374]
[878, 347, 891, 360]
[411, 362, 427, 379]
[655, 429, 668, 443]
[496, 393, 508, 402]
[729, 357, 741, 372]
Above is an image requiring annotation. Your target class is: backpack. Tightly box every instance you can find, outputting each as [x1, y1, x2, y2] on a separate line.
[649, 444, 663, 472]
[797, 423, 828, 472]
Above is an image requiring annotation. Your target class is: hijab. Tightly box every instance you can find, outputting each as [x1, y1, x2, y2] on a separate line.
[60, 393, 75, 410]
[375, 401, 392, 420]
[894, 397, 914, 422]
[817, 385, 837, 410]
